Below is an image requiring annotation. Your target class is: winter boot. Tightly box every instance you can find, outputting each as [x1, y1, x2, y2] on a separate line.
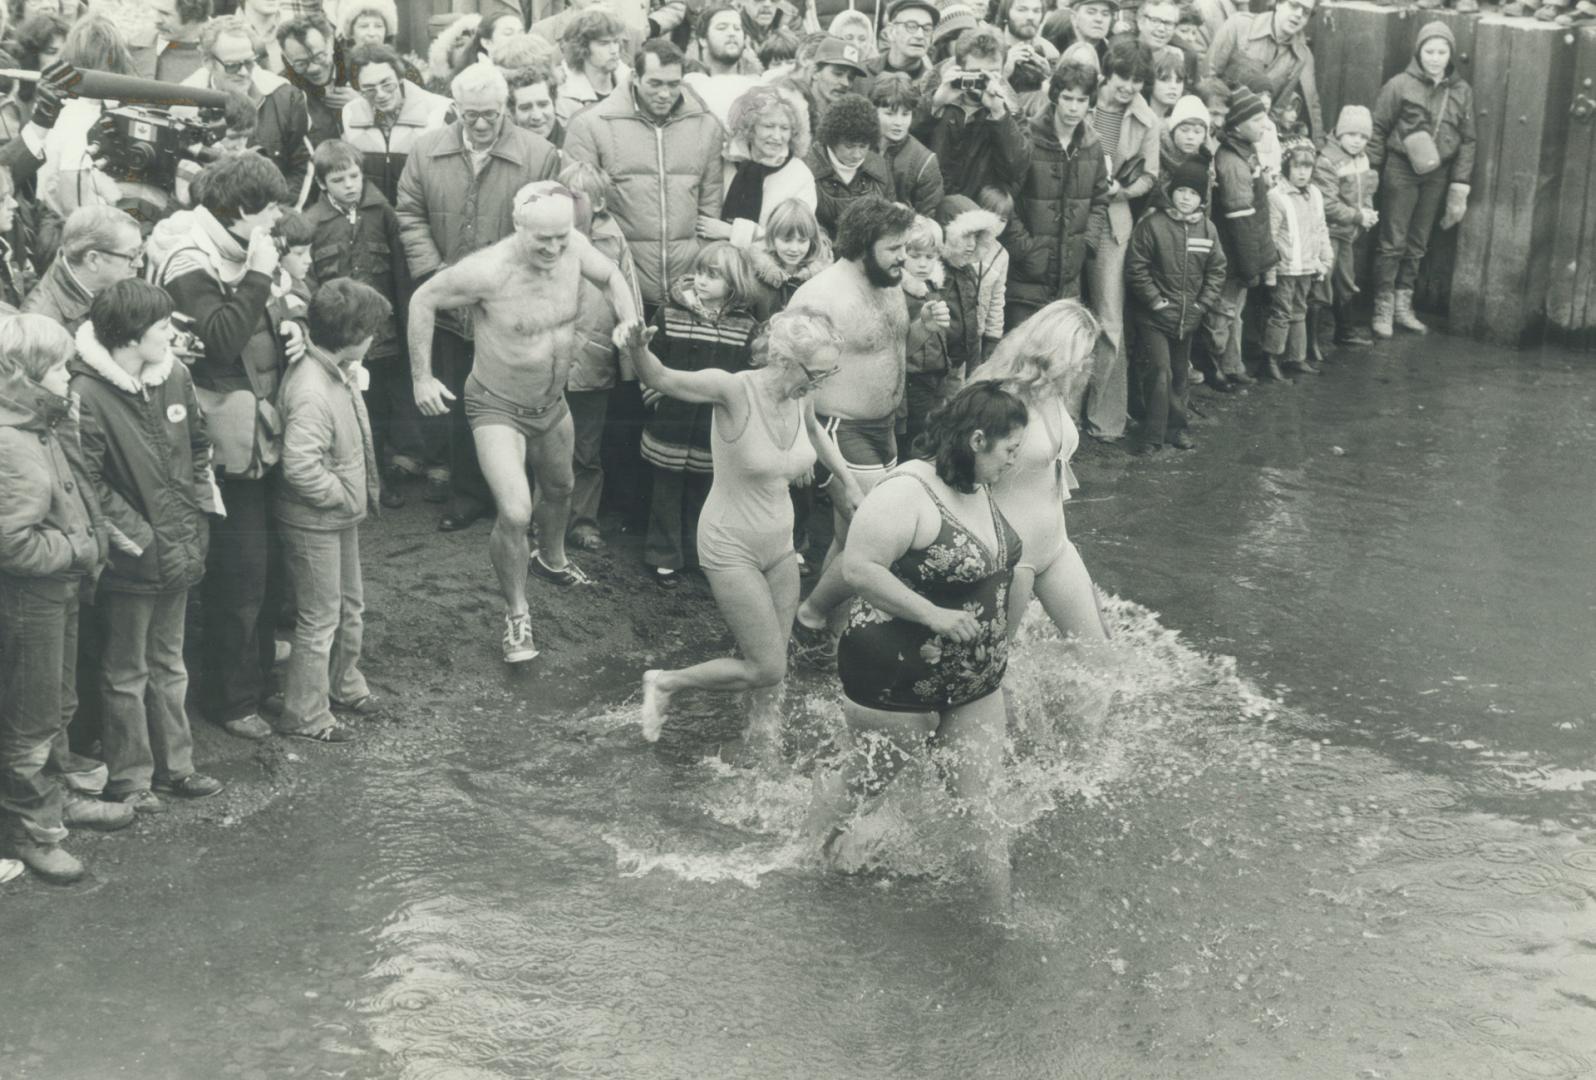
[1372, 291, 1395, 339]
[1335, 300, 1374, 346]
[1394, 289, 1429, 334]
[13, 837, 85, 884]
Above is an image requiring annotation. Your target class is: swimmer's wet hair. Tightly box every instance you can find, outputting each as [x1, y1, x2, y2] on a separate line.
[912, 382, 1029, 495]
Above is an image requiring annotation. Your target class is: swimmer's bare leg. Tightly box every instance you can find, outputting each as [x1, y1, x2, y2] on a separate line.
[475, 425, 533, 616]
[526, 409, 576, 572]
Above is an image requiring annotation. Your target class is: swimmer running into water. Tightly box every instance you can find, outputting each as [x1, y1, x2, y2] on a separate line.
[622, 310, 863, 750]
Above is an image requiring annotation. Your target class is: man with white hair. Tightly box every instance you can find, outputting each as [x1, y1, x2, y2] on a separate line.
[21, 206, 143, 334]
[408, 181, 639, 664]
[395, 61, 561, 532]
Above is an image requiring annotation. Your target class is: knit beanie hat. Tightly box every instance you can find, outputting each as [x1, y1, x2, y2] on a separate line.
[1226, 86, 1267, 129]
[1168, 94, 1209, 134]
[1335, 104, 1373, 138]
[1166, 157, 1209, 201]
[933, 3, 976, 45]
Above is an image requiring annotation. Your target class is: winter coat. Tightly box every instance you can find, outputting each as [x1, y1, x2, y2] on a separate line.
[913, 94, 1031, 202]
[179, 65, 313, 202]
[1005, 113, 1110, 310]
[640, 279, 757, 475]
[747, 240, 833, 321]
[563, 86, 726, 307]
[1369, 22, 1476, 185]
[903, 271, 950, 377]
[1206, 11, 1323, 140]
[944, 206, 1006, 356]
[274, 344, 380, 531]
[1090, 92, 1161, 246]
[940, 258, 984, 375]
[1126, 206, 1227, 339]
[568, 212, 644, 393]
[21, 255, 94, 334]
[395, 120, 562, 336]
[973, 235, 1008, 345]
[1212, 134, 1278, 283]
[69, 324, 212, 594]
[0, 372, 105, 582]
[1156, 139, 1214, 210]
[340, 82, 454, 207]
[305, 181, 411, 364]
[1267, 181, 1334, 279]
[805, 146, 896, 236]
[720, 131, 818, 249]
[1313, 140, 1378, 244]
[158, 208, 286, 403]
[883, 135, 944, 220]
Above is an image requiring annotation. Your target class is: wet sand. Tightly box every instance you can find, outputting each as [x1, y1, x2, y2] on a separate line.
[2, 335, 1593, 1080]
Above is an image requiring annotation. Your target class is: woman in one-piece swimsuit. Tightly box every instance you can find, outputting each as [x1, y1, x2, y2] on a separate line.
[971, 300, 1109, 648]
[621, 309, 863, 750]
[812, 383, 1030, 893]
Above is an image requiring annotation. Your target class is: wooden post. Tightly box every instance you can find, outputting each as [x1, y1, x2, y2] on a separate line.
[1546, 28, 1596, 345]
[1310, 2, 1414, 119]
[1449, 17, 1579, 345]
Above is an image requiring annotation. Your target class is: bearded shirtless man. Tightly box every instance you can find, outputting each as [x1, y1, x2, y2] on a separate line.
[786, 196, 915, 651]
[410, 182, 639, 662]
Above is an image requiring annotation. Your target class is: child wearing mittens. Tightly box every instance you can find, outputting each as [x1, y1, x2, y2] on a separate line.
[1368, 20, 1476, 339]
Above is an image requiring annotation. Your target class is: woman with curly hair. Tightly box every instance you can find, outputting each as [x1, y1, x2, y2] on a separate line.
[623, 308, 859, 753]
[968, 300, 1108, 648]
[697, 84, 815, 250]
[556, 7, 628, 124]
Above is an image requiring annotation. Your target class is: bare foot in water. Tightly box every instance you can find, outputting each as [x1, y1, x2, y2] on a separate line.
[640, 670, 671, 741]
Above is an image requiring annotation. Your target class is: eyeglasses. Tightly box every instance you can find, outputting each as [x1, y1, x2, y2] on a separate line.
[213, 56, 255, 76]
[1140, 14, 1177, 28]
[94, 247, 144, 265]
[892, 18, 933, 34]
[360, 78, 400, 97]
[461, 108, 503, 124]
[797, 362, 839, 388]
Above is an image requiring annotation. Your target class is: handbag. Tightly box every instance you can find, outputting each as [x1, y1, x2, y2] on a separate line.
[1113, 153, 1147, 189]
[1402, 88, 1450, 176]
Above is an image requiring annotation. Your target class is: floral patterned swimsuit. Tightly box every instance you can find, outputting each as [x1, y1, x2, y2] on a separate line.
[837, 474, 1023, 714]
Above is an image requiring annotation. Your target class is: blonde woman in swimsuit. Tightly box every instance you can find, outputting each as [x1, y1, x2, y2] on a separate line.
[620, 310, 864, 752]
[970, 300, 1110, 647]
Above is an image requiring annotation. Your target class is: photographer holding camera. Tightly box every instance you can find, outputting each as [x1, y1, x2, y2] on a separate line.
[915, 27, 1029, 203]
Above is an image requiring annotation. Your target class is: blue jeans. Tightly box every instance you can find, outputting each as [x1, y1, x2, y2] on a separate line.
[0, 575, 80, 842]
[279, 524, 367, 734]
[99, 589, 196, 796]
[1376, 156, 1449, 294]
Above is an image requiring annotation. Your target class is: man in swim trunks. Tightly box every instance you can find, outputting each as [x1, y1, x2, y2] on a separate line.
[410, 181, 640, 663]
[787, 195, 915, 644]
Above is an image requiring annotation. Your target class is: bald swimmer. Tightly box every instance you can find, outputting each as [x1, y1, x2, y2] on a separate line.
[409, 181, 640, 662]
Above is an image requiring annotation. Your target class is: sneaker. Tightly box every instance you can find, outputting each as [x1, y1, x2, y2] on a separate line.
[1172, 431, 1197, 451]
[529, 551, 592, 587]
[503, 612, 539, 664]
[654, 566, 679, 590]
[117, 790, 166, 815]
[284, 724, 355, 744]
[153, 773, 225, 799]
[63, 795, 136, 831]
[331, 694, 380, 716]
[13, 838, 84, 884]
[223, 713, 273, 741]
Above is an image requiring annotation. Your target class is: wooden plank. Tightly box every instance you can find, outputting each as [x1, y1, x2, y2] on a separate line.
[1448, 16, 1514, 339]
[1546, 27, 1596, 342]
[1311, 3, 1413, 120]
[1477, 21, 1577, 343]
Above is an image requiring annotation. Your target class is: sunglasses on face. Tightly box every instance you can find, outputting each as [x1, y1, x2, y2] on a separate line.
[214, 57, 254, 76]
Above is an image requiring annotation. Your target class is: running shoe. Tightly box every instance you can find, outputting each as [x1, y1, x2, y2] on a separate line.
[503, 611, 539, 663]
[529, 551, 592, 587]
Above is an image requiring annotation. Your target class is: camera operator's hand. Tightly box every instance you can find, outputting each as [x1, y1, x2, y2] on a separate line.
[323, 85, 359, 110]
[932, 69, 966, 109]
[245, 228, 281, 277]
[31, 80, 64, 130]
[979, 77, 1012, 120]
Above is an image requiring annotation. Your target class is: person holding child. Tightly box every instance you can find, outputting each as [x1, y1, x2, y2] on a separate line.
[72, 280, 226, 812]
[1367, 21, 1475, 340]
[273, 279, 391, 743]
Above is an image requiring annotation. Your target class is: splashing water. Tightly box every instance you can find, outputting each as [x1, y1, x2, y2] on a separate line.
[598, 593, 1283, 888]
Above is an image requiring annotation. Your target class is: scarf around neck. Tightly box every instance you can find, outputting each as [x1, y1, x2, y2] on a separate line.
[721, 158, 779, 224]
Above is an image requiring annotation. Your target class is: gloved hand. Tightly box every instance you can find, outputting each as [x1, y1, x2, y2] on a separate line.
[1439, 183, 1469, 230]
[29, 63, 76, 130]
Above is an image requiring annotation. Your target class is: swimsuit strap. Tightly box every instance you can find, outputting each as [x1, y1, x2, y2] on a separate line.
[898, 472, 1002, 569]
[748, 376, 801, 452]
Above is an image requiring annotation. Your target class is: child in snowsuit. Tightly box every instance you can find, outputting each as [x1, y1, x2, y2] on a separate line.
[1263, 139, 1335, 380]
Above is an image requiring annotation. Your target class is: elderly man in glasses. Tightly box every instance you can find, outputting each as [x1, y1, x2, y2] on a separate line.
[339, 42, 452, 207]
[20, 205, 143, 335]
[277, 13, 357, 149]
[179, 14, 313, 201]
[1207, 0, 1323, 138]
[395, 61, 561, 536]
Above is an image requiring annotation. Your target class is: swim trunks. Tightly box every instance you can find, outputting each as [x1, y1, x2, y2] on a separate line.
[463, 373, 570, 440]
[814, 413, 898, 495]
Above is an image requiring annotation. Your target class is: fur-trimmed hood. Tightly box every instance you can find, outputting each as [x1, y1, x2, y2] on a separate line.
[944, 208, 1004, 248]
[73, 321, 176, 397]
[901, 260, 944, 296]
[428, 14, 481, 84]
[748, 239, 833, 288]
[337, 0, 398, 39]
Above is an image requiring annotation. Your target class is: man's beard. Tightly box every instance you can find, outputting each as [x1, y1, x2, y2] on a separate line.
[711, 40, 744, 64]
[862, 246, 903, 288]
[1008, 21, 1037, 40]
